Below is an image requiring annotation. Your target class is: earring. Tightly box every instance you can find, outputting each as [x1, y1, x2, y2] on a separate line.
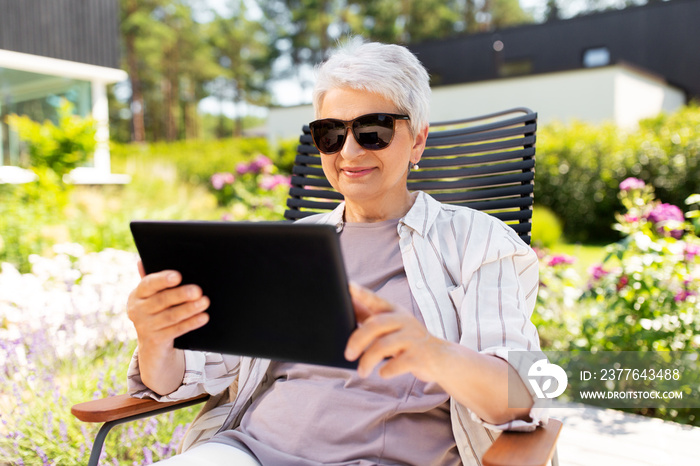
[410, 162, 420, 170]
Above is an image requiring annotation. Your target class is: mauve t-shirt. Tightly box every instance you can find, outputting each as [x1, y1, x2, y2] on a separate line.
[212, 218, 460, 465]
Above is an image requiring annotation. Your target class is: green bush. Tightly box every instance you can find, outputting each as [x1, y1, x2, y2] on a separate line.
[111, 137, 273, 185]
[536, 103, 700, 242]
[580, 181, 700, 353]
[1, 137, 298, 271]
[6, 99, 96, 178]
[536, 179, 700, 426]
[531, 206, 563, 248]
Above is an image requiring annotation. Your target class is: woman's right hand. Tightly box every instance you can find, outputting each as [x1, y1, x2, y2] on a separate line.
[126, 261, 210, 395]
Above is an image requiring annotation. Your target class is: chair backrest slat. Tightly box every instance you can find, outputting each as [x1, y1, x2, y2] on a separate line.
[422, 136, 536, 158]
[284, 108, 537, 244]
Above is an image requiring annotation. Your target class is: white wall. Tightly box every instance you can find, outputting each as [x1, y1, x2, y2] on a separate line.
[266, 104, 316, 146]
[613, 66, 686, 130]
[266, 63, 685, 147]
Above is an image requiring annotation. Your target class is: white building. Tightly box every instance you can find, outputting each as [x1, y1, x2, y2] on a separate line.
[0, 0, 129, 184]
[266, 63, 685, 146]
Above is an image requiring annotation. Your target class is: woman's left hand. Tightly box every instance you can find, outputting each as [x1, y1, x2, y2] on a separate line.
[345, 282, 448, 381]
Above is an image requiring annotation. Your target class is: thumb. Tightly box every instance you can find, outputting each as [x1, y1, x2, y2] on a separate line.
[349, 282, 393, 324]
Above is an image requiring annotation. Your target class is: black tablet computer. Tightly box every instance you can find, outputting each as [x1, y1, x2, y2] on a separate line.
[130, 220, 357, 369]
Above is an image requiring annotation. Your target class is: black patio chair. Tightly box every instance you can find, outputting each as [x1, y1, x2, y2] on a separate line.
[72, 107, 562, 466]
[285, 107, 537, 245]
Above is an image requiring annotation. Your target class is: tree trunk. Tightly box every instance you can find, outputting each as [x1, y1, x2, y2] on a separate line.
[183, 79, 198, 140]
[124, 0, 145, 142]
[164, 51, 179, 141]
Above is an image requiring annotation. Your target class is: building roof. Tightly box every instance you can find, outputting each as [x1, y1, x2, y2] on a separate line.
[408, 0, 700, 100]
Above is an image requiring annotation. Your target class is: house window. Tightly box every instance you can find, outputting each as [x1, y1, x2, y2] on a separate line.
[582, 47, 611, 68]
[0, 67, 91, 166]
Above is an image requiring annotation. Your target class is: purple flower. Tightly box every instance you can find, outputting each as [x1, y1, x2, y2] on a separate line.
[36, 446, 48, 465]
[59, 419, 68, 442]
[645, 203, 685, 238]
[546, 254, 576, 267]
[143, 417, 158, 437]
[143, 447, 153, 464]
[619, 177, 646, 191]
[259, 174, 291, 191]
[210, 172, 235, 190]
[248, 154, 273, 174]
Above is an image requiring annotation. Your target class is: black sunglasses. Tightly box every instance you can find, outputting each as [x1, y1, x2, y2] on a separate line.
[309, 113, 410, 154]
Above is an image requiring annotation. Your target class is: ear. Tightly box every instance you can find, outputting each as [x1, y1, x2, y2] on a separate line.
[411, 124, 429, 165]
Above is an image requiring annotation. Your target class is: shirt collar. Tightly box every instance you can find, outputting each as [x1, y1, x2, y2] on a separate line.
[324, 191, 440, 237]
[399, 191, 441, 237]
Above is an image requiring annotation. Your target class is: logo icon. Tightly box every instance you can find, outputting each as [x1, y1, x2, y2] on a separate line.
[528, 359, 568, 399]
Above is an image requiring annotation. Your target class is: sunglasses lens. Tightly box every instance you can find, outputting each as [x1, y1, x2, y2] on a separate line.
[353, 114, 394, 150]
[310, 113, 401, 154]
[310, 120, 346, 153]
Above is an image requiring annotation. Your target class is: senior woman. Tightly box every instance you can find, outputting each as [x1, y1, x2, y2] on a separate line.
[126, 41, 545, 465]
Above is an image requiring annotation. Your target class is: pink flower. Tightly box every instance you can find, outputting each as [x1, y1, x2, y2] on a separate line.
[236, 162, 251, 175]
[617, 275, 629, 291]
[211, 172, 234, 190]
[619, 177, 646, 191]
[674, 290, 696, 303]
[547, 254, 576, 267]
[685, 243, 700, 261]
[237, 155, 274, 175]
[249, 155, 273, 174]
[623, 214, 640, 223]
[645, 203, 685, 239]
[259, 174, 291, 191]
[588, 264, 609, 281]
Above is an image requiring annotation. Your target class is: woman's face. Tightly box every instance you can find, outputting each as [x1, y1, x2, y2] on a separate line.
[317, 88, 427, 215]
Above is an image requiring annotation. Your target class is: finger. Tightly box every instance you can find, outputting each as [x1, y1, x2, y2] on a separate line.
[356, 331, 411, 377]
[150, 296, 210, 332]
[377, 353, 414, 379]
[345, 313, 403, 362]
[137, 260, 146, 279]
[141, 285, 204, 317]
[143, 310, 210, 346]
[134, 270, 183, 299]
[378, 337, 446, 382]
[162, 312, 210, 340]
[349, 282, 394, 323]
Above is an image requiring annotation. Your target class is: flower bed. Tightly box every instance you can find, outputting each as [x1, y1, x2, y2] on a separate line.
[1, 179, 698, 463]
[0, 245, 196, 464]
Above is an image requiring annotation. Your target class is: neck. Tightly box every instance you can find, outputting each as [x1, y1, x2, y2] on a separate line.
[343, 190, 415, 223]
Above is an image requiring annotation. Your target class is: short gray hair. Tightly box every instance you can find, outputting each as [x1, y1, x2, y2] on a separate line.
[312, 41, 431, 136]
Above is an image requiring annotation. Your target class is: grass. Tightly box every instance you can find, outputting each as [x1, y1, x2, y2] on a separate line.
[549, 241, 608, 277]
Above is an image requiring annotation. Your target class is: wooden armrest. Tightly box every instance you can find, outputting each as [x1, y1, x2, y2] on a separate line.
[482, 418, 562, 466]
[71, 393, 210, 423]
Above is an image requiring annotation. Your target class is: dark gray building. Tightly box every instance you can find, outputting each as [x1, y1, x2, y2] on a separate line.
[409, 0, 700, 101]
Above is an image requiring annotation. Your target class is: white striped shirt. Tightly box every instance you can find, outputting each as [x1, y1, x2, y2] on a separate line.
[127, 191, 547, 465]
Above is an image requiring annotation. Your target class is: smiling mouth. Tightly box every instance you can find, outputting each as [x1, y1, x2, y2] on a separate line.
[341, 167, 375, 178]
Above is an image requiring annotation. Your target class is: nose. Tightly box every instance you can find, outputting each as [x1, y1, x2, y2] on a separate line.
[339, 129, 366, 161]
